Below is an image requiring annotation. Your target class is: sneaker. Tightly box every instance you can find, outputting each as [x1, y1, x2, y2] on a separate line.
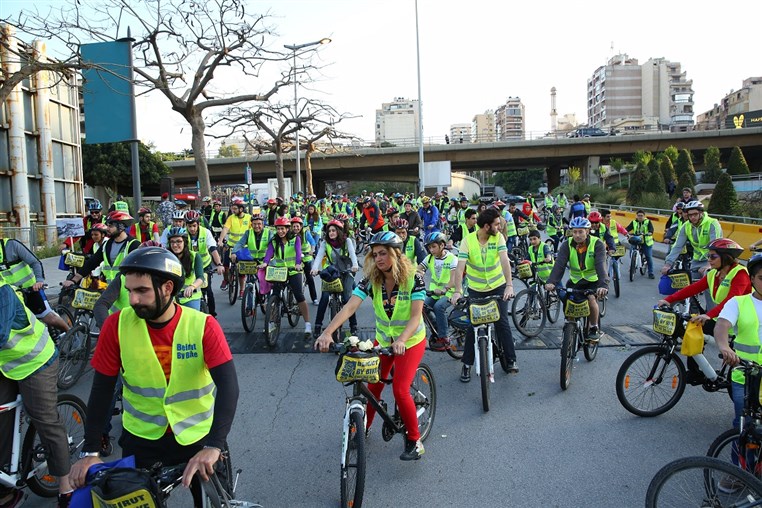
[506, 359, 519, 373]
[100, 434, 113, 457]
[312, 299, 319, 305]
[430, 337, 450, 352]
[648, 273, 655, 279]
[718, 475, 744, 494]
[220, 282, 228, 291]
[0, 489, 26, 508]
[400, 438, 424, 461]
[460, 365, 471, 383]
[57, 492, 72, 508]
[304, 322, 312, 338]
[587, 326, 601, 343]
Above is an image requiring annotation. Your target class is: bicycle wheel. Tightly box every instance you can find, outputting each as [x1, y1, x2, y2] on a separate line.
[511, 288, 547, 338]
[615, 345, 686, 417]
[54, 305, 75, 329]
[478, 336, 490, 412]
[707, 427, 762, 478]
[264, 295, 282, 348]
[412, 363, 437, 442]
[582, 325, 599, 362]
[598, 295, 607, 319]
[545, 290, 561, 324]
[329, 296, 344, 342]
[57, 323, 91, 390]
[445, 327, 466, 360]
[286, 286, 301, 327]
[341, 410, 366, 508]
[645, 455, 762, 508]
[24, 394, 87, 497]
[560, 322, 576, 391]
[241, 284, 257, 333]
[640, 252, 647, 276]
[629, 251, 636, 282]
[228, 267, 238, 305]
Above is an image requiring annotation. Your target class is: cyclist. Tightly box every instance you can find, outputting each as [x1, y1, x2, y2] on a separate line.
[311, 218, 359, 338]
[600, 209, 629, 248]
[69, 247, 239, 504]
[678, 186, 694, 206]
[543, 192, 555, 212]
[109, 194, 130, 214]
[568, 195, 587, 220]
[588, 211, 616, 251]
[626, 209, 655, 279]
[265, 198, 279, 227]
[393, 219, 427, 266]
[661, 200, 723, 291]
[545, 205, 566, 252]
[581, 194, 592, 214]
[231, 213, 271, 294]
[527, 230, 553, 282]
[305, 203, 323, 239]
[557, 192, 568, 212]
[314, 231, 428, 461]
[87, 223, 109, 257]
[359, 196, 385, 234]
[0, 280, 75, 508]
[418, 196, 440, 234]
[715, 253, 762, 430]
[77, 199, 104, 254]
[400, 200, 423, 238]
[185, 211, 224, 317]
[208, 199, 227, 240]
[166, 227, 205, 311]
[544, 216, 608, 342]
[262, 217, 312, 337]
[200, 196, 213, 221]
[218, 199, 251, 291]
[291, 216, 318, 305]
[521, 200, 541, 224]
[456, 196, 470, 227]
[160, 209, 188, 247]
[447, 208, 477, 251]
[129, 207, 160, 244]
[420, 232, 457, 351]
[156, 192, 176, 229]
[450, 207, 518, 381]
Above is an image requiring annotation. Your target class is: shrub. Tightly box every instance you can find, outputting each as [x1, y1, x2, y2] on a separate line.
[659, 157, 677, 186]
[702, 146, 723, 183]
[677, 172, 694, 195]
[627, 168, 650, 204]
[675, 149, 696, 184]
[638, 192, 673, 211]
[708, 172, 740, 216]
[662, 146, 679, 165]
[647, 158, 660, 176]
[645, 170, 666, 195]
[727, 146, 750, 176]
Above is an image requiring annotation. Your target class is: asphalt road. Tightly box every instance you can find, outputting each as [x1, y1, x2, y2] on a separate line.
[23, 249, 734, 507]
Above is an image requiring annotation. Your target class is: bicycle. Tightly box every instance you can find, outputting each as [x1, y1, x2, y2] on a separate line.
[239, 261, 265, 333]
[615, 304, 731, 417]
[461, 294, 512, 412]
[354, 228, 372, 268]
[557, 287, 603, 391]
[421, 291, 466, 359]
[645, 455, 762, 508]
[608, 244, 625, 298]
[511, 262, 561, 338]
[263, 261, 301, 348]
[19, 285, 72, 346]
[0, 393, 86, 498]
[334, 345, 436, 508]
[322, 269, 353, 343]
[227, 260, 239, 305]
[628, 235, 648, 282]
[57, 286, 103, 389]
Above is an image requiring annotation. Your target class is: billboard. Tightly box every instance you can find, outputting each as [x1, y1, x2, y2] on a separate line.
[422, 161, 452, 187]
[725, 109, 762, 129]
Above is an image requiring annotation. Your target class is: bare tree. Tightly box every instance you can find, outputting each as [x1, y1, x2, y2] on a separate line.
[2, 0, 327, 198]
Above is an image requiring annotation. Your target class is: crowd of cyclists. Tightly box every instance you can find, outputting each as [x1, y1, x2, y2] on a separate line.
[1, 183, 762, 506]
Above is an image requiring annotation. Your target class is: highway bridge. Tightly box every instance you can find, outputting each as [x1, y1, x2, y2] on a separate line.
[165, 127, 762, 194]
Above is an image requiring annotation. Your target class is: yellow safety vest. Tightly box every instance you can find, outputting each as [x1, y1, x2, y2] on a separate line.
[371, 280, 425, 348]
[118, 307, 214, 445]
[271, 237, 298, 275]
[0, 239, 36, 289]
[177, 252, 203, 305]
[568, 236, 600, 284]
[731, 294, 762, 384]
[528, 244, 553, 281]
[463, 231, 506, 292]
[134, 221, 156, 243]
[225, 213, 251, 244]
[426, 252, 456, 300]
[0, 283, 55, 380]
[707, 264, 747, 305]
[189, 227, 212, 268]
[682, 215, 722, 262]
[246, 230, 271, 261]
[108, 274, 131, 315]
[632, 219, 654, 247]
[101, 238, 137, 283]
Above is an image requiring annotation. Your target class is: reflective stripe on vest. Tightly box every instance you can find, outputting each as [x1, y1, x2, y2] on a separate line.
[0, 239, 36, 289]
[189, 227, 212, 268]
[227, 214, 251, 244]
[118, 307, 214, 445]
[463, 231, 505, 291]
[109, 275, 131, 315]
[371, 280, 425, 348]
[427, 252, 455, 300]
[731, 295, 762, 384]
[707, 264, 747, 305]
[528, 244, 552, 281]
[568, 236, 599, 284]
[134, 221, 156, 243]
[0, 283, 55, 380]
[178, 252, 203, 304]
[632, 219, 654, 247]
[246, 230, 270, 260]
[102, 239, 136, 283]
[272, 237, 298, 274]
[685, 216, 721, 262]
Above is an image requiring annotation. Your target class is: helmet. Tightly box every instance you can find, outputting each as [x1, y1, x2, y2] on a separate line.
[421, 196, 431, 204]
[404, 200, 414, 206]
[385, 207, 398, 217]
[106, 210, 133, 224]
[327, 219, 344, 229]
[362, 196, 372, 204]
[707, 238, 744, 258]
[88, 200, 103, 211]
[392, 218, 409, 230]
[138, 207, 151, 216]
[267, 198, 277, 205]
[167, 227, 187, 239]
[588, 211, 602, 223]
[89, 223, 108, 234]
[493, 200, 505, 208]
[684, 200, 704, 212]
[213, 199, 222, 206]
[174, 199, 187, 207]
[674, 202, 685, 210]
[116, 194, 125, 201]
[583, 194, 590, 199]
[460, 197, 468, 202]
[424, 232, 447, 246]
[551, 205, 560, 212]
[369, 231, 403, 251]
[394, 193, 403, 199]
[274, 217, 291, 227]
[184, 210, 201, 223]
[250, 214, 265, 222]
[140, 240, 162, 248]
[202, 196, 212, 203]
[118, 247, 184, 296]
[748, 253, 762, 276]
[171, 210, 187, 221]
[290, 216, 303, 225]
[232, 197, 245, 206]
[375, 192, 384, 198]
[569, 217, 591, 229]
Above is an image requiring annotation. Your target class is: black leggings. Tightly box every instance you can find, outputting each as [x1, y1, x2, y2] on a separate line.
[286, 273, 305, 303]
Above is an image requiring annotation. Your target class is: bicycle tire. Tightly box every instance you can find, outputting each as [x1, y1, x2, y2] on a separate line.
[228, 267, 238, 305]
[24, 394, 87, 497]
[545, 290, 561, 324]
[412, 363, 437, 442]
[286, 287, 300, 328]
[613, 266, 620, 298]
[445, 327, 466, 360]
[560, 322, 576, 391]
[582, 325, 599, 362]
[57, 323, 91, 390]
[645, 455, 762, 508]
[329, 296, 344, 343]
[615, 345, 686, 417]
[478, 336, 490, 412]
[241, 285, 257, 333]
[55, 305, 75, 329]
[264, 295, 281, 348]
[340, 410, 366, 508]
[640, 253, 647, 276]
[598, 295, 607, 319]
[629, 252, 636, 282]
[707, 427, 762, 478]
[511, 288, 547, 338]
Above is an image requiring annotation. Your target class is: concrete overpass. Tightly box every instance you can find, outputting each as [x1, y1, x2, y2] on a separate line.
[165, 127, 762, 193]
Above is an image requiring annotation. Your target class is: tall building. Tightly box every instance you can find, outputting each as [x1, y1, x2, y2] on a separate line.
[449, 123, 471, 144]
[587, 54, 642, 129]
[641, 57, 694, 132]
[375, 97, 420, 146]
[696, 77, 762, 130]
[471, 110, 496, 143]
[495, 97, 525, 140]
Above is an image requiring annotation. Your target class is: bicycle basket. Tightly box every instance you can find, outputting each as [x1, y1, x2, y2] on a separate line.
[652, 309, 678, 336]
[90, 467, 162, 508]
[668, 271, 691, 289]
[237, 261, 259, 275]
[564, 298, 590, 318]
[612, 244, 626, 258]
[265, 265, 288, 282]
[72, 288, 101, 311]
[322, 278, 344, 293]
[517, 226, 530, 236]
[469, 299, 501, 325]
[65, 252, 85, 267]
[335, 351, 380, 383]
[516, 262, 533, 279]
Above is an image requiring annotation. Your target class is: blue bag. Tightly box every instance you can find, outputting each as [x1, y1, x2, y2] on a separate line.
[70, 455, 137, 508]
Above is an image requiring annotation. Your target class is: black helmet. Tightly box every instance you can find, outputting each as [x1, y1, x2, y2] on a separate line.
[118, 247, 184, 295]
[748, 253, 762, 277]
[369, 231, 403, 251]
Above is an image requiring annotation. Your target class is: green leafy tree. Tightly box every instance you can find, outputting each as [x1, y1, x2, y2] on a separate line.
[677, 172, 694, 196]
[645, 169, 666, 196]
[627, 168, 649, 204]
[727, 146, 750, 176]
[610, 157, 625, 186]
[659, 157, 677, 186]
[494, 168, 545, 195]
[217, 142, 242, 158]
[82, 142, 170, 195]
[632, 150, 653, 170]
[702, 146, 722, 183]
[675, 149, 696, 185]
[647, 158, 660, 176]
[662, 145, 679, 165]
[708, 172, 739, 216]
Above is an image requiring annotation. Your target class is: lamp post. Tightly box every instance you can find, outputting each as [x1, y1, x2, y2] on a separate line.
[284, 38, 331, 195]
[415, 0, 424, 194]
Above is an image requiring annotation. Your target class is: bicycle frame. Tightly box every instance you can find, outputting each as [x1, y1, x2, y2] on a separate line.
[0, 395, 44, 488]
[341, 381, 403, 466]
[472, 323, 495, 382]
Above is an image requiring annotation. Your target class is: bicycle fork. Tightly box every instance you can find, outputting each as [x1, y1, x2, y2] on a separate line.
[473, 326, 495, 383]
[340, 400, 365, 468]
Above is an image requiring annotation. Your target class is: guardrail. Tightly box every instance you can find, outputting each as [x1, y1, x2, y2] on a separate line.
[0, 224, 59, 252]
[594, 202, 762, 225]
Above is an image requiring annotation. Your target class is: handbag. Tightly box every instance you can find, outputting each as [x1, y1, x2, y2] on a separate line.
[680, 320, 705, 356]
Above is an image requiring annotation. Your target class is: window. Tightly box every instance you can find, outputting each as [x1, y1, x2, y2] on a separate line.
[25, 136, 38, 175]
[23, 93, 35, 132]
[27, 179, 41, 213]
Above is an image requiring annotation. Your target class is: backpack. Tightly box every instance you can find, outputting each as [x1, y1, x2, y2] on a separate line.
[89, 467, 163, 508]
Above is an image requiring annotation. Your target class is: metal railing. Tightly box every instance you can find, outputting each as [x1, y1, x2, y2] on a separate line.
[0, 224, 60, 251]
[592, 202, 762, 225]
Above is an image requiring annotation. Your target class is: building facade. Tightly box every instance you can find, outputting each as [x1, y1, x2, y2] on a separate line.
[495, 97, 525, 140]
[641, 57, 694, 132]
[471, 110, 496, 143]
[374, 97, 420, 146]
[696, 77, 762, 130]
[449, 123, 471, 144]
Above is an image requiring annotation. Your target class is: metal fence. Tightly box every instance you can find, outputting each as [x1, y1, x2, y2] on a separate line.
[0, 224, 60, 251]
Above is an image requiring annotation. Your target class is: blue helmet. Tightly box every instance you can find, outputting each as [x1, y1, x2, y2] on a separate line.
[569, 217, 591, 229]
[167, 227, 187, 239]
[424, 232, 447, 246]
[88, 200, 103, 211]
[748, 253, 762, 277]
[369, 231, 403, 251]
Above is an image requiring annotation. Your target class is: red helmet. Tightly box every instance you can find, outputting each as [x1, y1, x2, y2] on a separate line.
[327, 219, 344, 229]
[588, 211, 603, 223]
[106, 211, 133, 224]
[335, 213, 350, 222]
[232, 197, 245, 206]
[213, 200, 222, 206]
[274, 217, 291, 227]
[290, 216, 303, 225]
[184, 210, 201, 223]
[267, 198, 277, 205]
[493, 200, 505, 208]
[89, 223, 108, 234]
[707, 238, 744, 258]
[393, 218, 409, 230]
[138, 207, 152, 216]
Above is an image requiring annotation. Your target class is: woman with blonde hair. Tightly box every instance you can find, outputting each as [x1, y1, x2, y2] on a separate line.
[315, 231, 427, 461]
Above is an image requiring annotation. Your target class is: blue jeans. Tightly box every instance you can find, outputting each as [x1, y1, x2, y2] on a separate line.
[462, 285, 516, 366]
[643, 244, 654, 276]
[732, 381, 744, 429]
[424, 295, 450, 339]
[181, 299, 201, 311]
[506, 235, 516, 252]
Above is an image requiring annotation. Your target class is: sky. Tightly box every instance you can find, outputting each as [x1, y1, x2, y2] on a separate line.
[2, 0, 761, 153]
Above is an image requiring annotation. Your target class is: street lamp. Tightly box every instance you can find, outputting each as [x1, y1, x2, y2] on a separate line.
[284, 38, 331, 195]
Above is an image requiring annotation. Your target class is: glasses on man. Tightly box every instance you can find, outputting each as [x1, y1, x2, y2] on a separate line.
[686, 211, 700, 218]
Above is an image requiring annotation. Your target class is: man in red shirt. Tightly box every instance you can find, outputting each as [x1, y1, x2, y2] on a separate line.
[128, 207, 161, 243]
[69, 247, 239, 503]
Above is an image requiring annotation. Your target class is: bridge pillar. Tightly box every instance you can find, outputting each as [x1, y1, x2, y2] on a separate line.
[546, 165, 561, 191]
[584, 156, 600, 185]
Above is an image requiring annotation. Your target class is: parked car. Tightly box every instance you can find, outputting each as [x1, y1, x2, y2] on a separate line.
[502, 194, 526, 205]
[567, 127, 608, 138]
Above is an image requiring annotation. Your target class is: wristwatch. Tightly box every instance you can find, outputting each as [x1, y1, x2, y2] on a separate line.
[79, 451, 100, 459]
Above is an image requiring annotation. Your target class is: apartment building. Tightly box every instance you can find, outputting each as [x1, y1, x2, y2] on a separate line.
[449, 123, 471, 144]
[495, 97, 525, 140]
[374, 97, 420, 146]
[471, 110, 496, 143]
[696, 77, 762, 130]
